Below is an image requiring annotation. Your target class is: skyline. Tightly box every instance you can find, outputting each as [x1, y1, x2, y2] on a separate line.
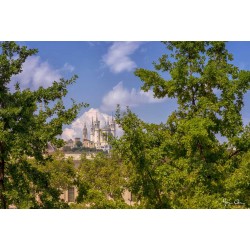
[10, 41, 250, 140]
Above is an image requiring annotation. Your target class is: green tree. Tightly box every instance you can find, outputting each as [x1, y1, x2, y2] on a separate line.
[113, 107, 172, 208]
[75, 141, 83, 148]
[34, 151, 76, 190]
[73, 152, 130, 208]
[28, 151, 77, 208]
[114, 42, 250, 208]
[0, 42, 88, 208]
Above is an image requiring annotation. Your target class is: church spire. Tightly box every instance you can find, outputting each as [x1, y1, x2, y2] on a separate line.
[83, 122, 88, 140]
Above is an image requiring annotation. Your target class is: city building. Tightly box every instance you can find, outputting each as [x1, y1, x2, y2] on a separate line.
[63, 114, 116, 152]
[82, 122, 95, 148]
[87, 114, 116, 151]
[74, 137, 81, 147]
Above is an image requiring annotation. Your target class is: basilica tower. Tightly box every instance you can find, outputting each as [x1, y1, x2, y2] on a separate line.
[110, 115, 116, 137]
[94, 113, 100, 147]
[90, 117, 94, 142]
[87, 113, 116, 151]
[83, 122, 88, 140]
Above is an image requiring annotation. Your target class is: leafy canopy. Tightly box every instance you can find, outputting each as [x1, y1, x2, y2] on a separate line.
[0, 41, 88, 208]
[73, 152, 130, 208]
[113, 42, 250, 208]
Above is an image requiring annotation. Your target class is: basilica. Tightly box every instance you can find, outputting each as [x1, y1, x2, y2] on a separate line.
[82, 115, 116, 151]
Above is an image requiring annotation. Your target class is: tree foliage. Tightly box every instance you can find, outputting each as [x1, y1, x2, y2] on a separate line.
[113, 42, 250, 208]
[75, 141, 83, 148]
[73, 152, 130, 208]
[0, 42, 88, 208]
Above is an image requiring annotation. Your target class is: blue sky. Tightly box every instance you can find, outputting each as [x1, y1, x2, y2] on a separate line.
[13, 41, 250, 139]
[20, 41, 170, 121]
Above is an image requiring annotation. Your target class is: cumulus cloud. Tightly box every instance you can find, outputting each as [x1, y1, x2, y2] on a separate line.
[101, 81, 167, 112]
[11, 56, 61, 89]
[11, 56, 74, 89]
[61, 128, 77, 141]
[102, 42, 141, 73]
[61, 108, 123, 141]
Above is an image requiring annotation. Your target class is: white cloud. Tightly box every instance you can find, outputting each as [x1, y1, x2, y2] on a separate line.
[11, 56, 74, 89]
[11, 56, 61, 89]
[62, 63, 75, 72]
[61, 108, 123, 141]
[61, 128, 77, 141]
[102, 42, 141, 73]
[101, 81, 167, 112]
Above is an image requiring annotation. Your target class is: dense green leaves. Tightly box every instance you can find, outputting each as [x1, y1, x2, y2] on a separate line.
[114, 42, 250, 208]
[0, 42, 88, 208]
[73, 152, 129, 208]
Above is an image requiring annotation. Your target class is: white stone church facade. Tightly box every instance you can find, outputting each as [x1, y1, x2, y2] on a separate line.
[82, 115, 116, 151]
